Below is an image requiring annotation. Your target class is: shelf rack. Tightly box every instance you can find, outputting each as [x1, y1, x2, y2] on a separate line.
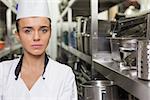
[93, 52, 150, 100]
[59, 0, 125, 20]
[0, 0, 21, 58]
[1, 0, 17, 14]
[57, 42, 92, 64]
[0, 44, 22, 58]
[57, 0, 150, 99]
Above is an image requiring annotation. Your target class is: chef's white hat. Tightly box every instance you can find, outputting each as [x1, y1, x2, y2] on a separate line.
[16, 0, 50, 20]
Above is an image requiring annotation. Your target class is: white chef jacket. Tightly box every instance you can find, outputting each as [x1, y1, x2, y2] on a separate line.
[0, 57, 77, 100]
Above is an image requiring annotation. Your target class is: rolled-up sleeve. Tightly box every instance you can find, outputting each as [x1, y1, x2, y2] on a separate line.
[60, 68, 78, 100]
[0, 63, 3, 100]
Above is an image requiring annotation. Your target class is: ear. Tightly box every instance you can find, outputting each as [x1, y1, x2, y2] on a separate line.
[14, 30, 21, 42]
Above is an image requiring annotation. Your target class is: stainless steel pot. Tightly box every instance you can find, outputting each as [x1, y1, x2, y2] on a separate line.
[110, 38, 137, 67]
[119, 39, 137, 68]
[81, 80, 115, 100]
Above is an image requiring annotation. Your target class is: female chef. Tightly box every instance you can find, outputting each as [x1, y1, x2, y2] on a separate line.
[0, 0, 77, 100]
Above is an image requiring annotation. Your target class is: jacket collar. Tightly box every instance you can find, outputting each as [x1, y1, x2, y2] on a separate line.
[14, 54, 49, 80]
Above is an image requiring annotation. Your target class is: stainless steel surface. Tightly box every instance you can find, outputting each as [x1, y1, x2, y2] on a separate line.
[81, 17, 91, 55]
[57, 42, 92, 64]
[137, 40, 150, 80]
[58, 0, 126, 20]
[107, 10, 150, 100]
[76, 17, 84, 52]
[91, 0, 98, 78]
[93, 52, 150, 100]
[110, 39, 121, 62]
[0, 44, 22, 58]
[68, 8, 72, 33]
[6, 8, 11, 36]
[120, 39, 137, 68]
[1, 0, 17, 14]
[83, 33, 91, 55]
[91, 0, 98, 54]
[111, 14, 146, 37]
[120, 39, 137, 49]
[109, 12, 150, 83]
[147, 13, 150, 39]
[110, 38, 137, 67]
[81, 80, 114, 100]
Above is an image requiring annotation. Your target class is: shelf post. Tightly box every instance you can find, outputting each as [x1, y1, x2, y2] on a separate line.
[68, 8, 73, 46]
[91, 0, 98, 78]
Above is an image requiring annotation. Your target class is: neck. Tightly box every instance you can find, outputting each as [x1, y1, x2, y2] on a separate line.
[22, 52, 45, 69]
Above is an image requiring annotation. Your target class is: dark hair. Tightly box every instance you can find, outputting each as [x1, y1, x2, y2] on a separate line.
[16, 18, 51, 32]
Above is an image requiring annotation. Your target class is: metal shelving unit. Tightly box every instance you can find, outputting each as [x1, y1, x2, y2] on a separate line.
[0, 47, 10, 58]
[0, 44, 22, 58]
[93, 52, 150, 100]
[90, 0, 150, 100]
[58, 0, 125, 62]
[59, 0, 125, 20]
[0, 0, 21, 58]
[57, 42, 92, 64]
[1, 0, 17, 14]
[58, 0, 76, 20]
[58, 0, 150, 99]
[58, 0, 128, 68]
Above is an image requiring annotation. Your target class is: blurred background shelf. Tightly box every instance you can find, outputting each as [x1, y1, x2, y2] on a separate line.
[57, 42, 92, 64]
[0, 47, 10, 58]
[0, 44, 22, 58]
[93, 52, 150, 100]
[1, 0, 17, 14]
[59, 0, 126, 20]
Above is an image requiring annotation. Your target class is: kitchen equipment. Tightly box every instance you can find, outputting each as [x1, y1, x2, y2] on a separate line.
[76, 16, 85, 52]
[119, 39, 137, 68]
[110, 13, 149, 69]
[62, 31, 69, 45]
[110, 38, 121, 62]
[83, 32, 91, 55]
[137, 40, 150, 80]
[110, 38, 137, 69]
[81, 80, 117, 100]
[111, 12, 150, 79]
[69, 28, 77, 48]
[111, 13, 146, 37]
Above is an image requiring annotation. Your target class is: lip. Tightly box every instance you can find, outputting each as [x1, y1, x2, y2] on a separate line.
[31, 44, 43, 48]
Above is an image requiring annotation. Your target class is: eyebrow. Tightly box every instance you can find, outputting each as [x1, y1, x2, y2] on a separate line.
[40, 26, 50, 28]
[22, 26, 33, 29]
[21, 26, 50, 29]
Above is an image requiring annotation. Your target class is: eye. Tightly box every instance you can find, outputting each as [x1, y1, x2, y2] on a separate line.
[40, 28, 48, 33]
[24, 29, 32, 34]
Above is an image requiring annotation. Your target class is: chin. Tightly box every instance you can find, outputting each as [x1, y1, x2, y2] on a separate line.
[33, 52, 45, 56]
[24, 48, 46, 56]
[28, 50, 45, 56]
[32, 53, 43, 56]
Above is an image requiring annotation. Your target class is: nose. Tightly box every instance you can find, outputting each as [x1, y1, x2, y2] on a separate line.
[33, 31, 40, 41]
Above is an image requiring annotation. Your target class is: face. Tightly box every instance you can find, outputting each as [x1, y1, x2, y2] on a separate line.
[16, 17, 51, 56]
